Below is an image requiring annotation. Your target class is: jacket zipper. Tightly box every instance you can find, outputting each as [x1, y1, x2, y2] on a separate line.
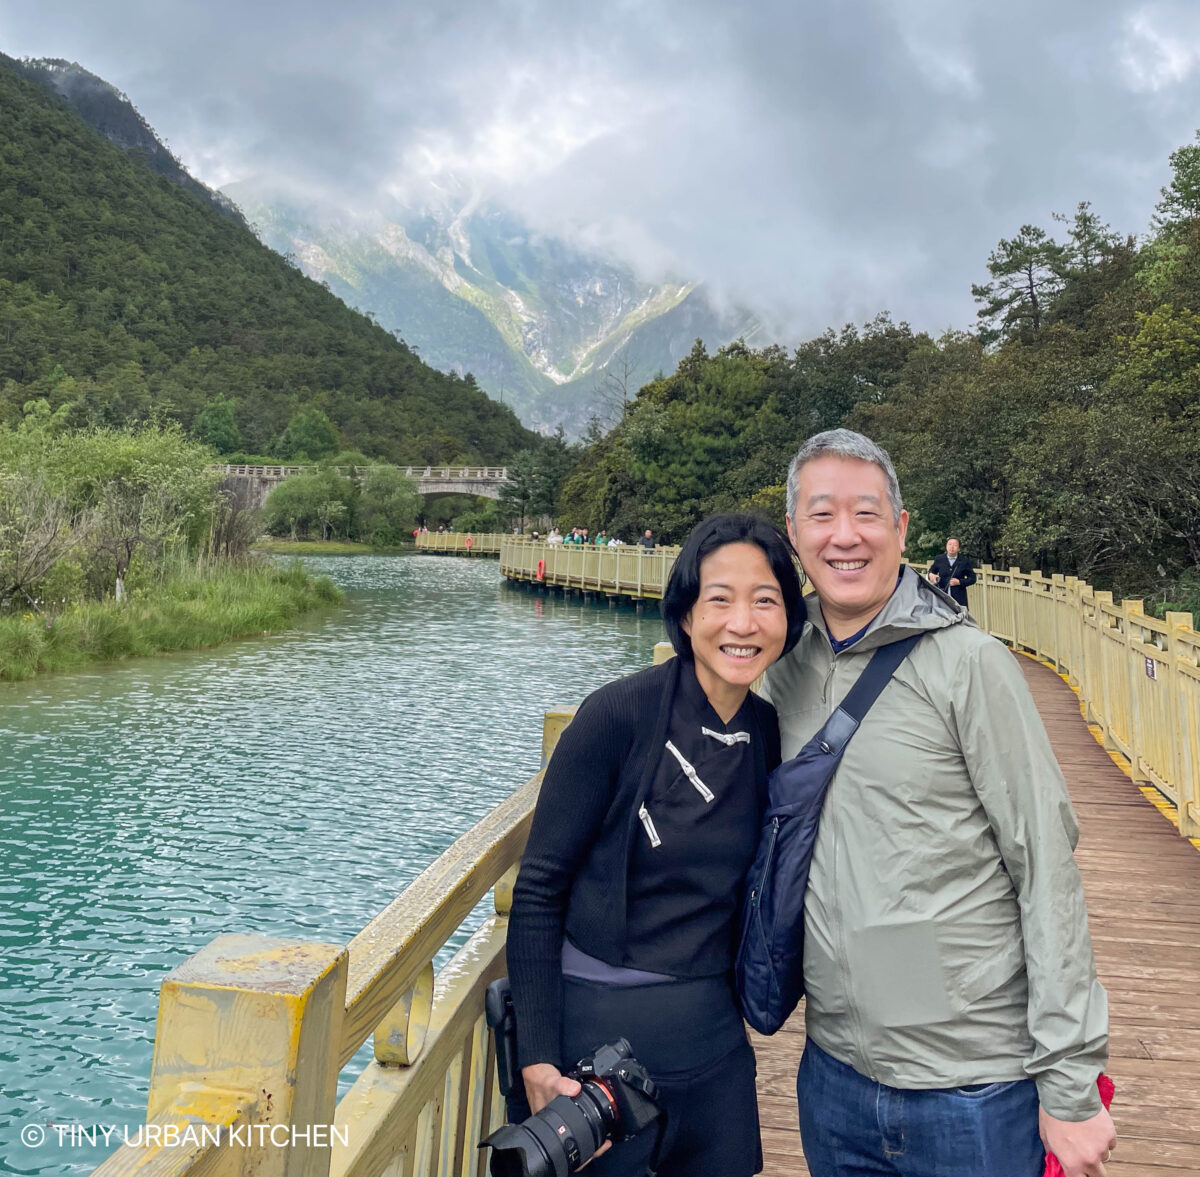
[750, 816, 781, 912]
[823, 657, 875, 1078]
[745, 815, 782, 991]
[637, 803, 662, 848]
[755, 817, 781, 942]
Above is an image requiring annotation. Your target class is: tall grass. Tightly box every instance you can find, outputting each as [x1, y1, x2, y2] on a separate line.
[0, 559, 342, 681]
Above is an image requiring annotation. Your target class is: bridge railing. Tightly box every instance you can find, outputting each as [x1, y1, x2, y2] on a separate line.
[415, 532, 507, 554]
[218, 465, 509, 481]
[90, 708, 577, 1177]
[499, 538, 682, 599]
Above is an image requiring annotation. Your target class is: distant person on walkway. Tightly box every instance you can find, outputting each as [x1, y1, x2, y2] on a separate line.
[763, 429, 1113, 1177]
[508, 514, 805, 1176]
[547, 528, 563, 544]
[595, 529, 608, 545]
[638, 528, 655, 549]
[928, 535, 977, 608]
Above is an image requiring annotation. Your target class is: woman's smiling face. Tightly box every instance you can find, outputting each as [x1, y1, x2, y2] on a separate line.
[682, 542, 788, 714]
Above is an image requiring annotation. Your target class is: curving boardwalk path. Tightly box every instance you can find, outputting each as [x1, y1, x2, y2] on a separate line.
[753, 652, 1200, 1177]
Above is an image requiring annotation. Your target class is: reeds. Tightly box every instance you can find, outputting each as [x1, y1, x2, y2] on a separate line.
[0, 559, 342, 681]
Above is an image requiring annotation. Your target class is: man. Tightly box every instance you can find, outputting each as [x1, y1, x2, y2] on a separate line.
[763, 429, 1114, 1177]
[638, 528, 655, 549]
[928, 535, 976, 607]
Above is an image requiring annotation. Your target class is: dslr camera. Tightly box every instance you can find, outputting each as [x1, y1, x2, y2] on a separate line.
[480, 1038, 663, 1177]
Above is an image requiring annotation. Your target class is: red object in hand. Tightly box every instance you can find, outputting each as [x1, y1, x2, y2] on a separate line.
[1043, 1074, 1116, 1176]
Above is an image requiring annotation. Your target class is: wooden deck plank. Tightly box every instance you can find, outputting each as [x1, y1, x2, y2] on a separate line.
[753, 652, 1200, 1176]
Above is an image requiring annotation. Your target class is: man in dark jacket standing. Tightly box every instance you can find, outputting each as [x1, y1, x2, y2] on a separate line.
[928, 536, 976, 607]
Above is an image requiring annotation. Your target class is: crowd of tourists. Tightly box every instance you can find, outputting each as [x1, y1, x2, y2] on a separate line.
[538, 526, 657, 548]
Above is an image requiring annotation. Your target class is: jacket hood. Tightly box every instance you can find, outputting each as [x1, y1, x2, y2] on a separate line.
[806, 564, 973, 654]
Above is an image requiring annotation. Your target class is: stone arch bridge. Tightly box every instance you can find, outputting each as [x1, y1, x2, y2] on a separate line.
[216, 464, 510, 509]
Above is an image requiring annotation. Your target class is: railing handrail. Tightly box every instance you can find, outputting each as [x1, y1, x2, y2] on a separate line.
[216, 464, 510, 480]
[337, 774, 537, 1069]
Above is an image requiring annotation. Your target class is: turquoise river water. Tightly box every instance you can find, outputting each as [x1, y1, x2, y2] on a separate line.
[0, 555, 664, 1175]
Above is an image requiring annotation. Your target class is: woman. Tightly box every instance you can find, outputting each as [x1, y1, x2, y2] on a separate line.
[507, 514, 805, 1177]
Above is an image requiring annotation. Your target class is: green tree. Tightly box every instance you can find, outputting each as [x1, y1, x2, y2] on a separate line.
[498, 450, 539, 529]
[274, 408, 339, 461]
[0, 471, 93, 607]
[972, 225, 1067, 342]
[263, 469, 356, 540]
[1153, 131, 1200, 230]
[67, 425, 218, 598]
[356, 466, 421, 546]
[193, 398, 241, 454]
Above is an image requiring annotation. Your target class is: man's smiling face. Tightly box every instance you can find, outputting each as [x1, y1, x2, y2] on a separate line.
[787, 455, 909, 640]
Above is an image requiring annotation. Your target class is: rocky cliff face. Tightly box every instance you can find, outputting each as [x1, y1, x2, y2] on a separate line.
[229, 184, 762, 434]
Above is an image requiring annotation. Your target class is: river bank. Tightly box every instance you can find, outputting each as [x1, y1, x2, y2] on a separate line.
[0, 559, 342, 681]
[254, 538, 410, 556]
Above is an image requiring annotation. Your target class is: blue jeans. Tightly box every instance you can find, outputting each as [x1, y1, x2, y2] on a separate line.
[797, 1040, 1045, 1177]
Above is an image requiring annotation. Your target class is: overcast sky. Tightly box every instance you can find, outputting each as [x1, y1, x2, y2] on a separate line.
[4, 0, 1200, 339]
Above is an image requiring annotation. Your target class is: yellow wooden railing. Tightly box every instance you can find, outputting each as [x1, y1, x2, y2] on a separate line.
[90, 708, 576, 1177]
[966, 567, 1200, 838]
[414, 533, 506, 555]
[499, 538, 681, 599]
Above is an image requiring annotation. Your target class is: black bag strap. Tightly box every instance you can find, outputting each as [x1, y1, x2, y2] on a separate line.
[814, 633, 924, 757]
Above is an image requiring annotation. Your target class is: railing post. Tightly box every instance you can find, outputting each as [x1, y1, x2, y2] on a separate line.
[1094, 591, 1116, 749]
[1123, 600, 1147, 783]
[542, 705, 578, 768]
[144, 934, 347, 1177]
[1165, 611, 1199, 837]
[1050, 574, 1065, 673]
[1064, 577, 1081, 690]
[974, 564, 991, 634]
[1009, 567, 1023, 650]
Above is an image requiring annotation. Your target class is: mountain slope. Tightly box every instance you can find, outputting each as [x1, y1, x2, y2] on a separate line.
[4, 54, 246, 227]
[0, 55, 533, 462]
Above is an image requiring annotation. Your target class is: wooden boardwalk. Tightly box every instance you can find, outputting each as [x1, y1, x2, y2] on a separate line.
[753, 652, 1200, 1176]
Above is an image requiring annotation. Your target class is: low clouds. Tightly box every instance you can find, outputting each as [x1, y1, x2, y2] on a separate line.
[4, 0, 1200, 340]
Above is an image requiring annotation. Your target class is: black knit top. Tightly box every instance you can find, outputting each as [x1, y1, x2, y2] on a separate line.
[507, 657, 780, 1069]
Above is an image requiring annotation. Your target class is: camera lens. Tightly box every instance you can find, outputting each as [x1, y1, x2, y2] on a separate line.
[483, 1084, 615, 1177]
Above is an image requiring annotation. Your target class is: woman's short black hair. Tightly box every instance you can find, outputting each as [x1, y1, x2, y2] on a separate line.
[662, 513, 805, 661]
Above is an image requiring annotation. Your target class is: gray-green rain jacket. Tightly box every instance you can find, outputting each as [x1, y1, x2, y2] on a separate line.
[761, 566, 1108, 1119]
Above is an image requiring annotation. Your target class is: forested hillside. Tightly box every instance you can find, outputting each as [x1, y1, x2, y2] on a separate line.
[557, 146, 1200, 608]
[0, 56, 534, 463]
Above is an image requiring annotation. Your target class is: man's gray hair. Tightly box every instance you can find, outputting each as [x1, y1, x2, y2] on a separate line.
[786, 428, 904, 523]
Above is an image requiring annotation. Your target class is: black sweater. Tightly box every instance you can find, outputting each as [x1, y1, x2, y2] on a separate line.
[507, 657, 780, 1068]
